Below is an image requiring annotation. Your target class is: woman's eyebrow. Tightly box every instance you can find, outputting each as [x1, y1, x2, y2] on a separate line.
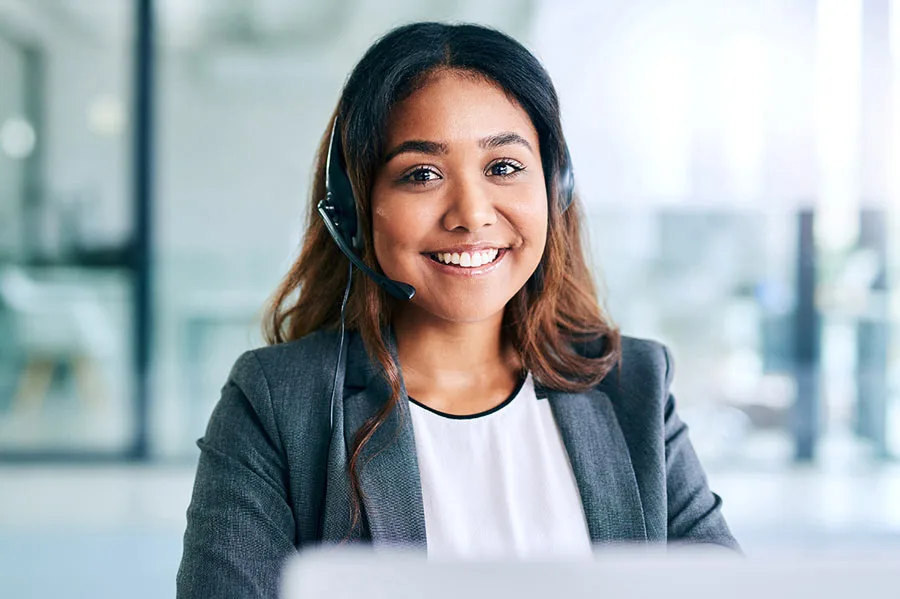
[479, 132, 533, 154]
[383, 131, 533, 164]
[383, 140, 448, 164]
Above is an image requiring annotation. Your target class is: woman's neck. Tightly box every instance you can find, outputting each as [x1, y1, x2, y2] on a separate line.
[392, 307, 522, 412]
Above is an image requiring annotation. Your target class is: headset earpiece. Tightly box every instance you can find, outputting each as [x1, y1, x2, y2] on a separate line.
[324, 119, 363, 251]
[559, 143, 575, 214]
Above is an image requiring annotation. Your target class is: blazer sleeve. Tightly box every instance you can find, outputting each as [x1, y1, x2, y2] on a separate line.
[177, 351, 297, 599]
[662, 345, 742, 552]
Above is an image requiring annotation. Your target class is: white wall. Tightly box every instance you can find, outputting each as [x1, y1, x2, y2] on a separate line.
[534, 0, 893, 211]
[42, 38, 132, 252]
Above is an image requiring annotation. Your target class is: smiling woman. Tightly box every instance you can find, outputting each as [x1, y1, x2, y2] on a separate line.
[177, 21, 740, 599]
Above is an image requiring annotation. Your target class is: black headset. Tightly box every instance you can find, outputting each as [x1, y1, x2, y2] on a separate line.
[317, 118, 575, 301]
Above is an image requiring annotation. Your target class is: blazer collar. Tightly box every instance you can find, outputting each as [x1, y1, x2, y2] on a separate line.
[341, 328, 647, 548]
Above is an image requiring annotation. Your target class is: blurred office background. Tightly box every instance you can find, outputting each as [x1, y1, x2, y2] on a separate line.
[1, 0, 899, 596]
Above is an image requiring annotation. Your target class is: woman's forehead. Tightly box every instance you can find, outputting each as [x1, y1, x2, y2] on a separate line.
[383, 70, 539, 149]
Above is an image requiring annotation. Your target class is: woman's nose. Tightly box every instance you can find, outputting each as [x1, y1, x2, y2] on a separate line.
[441, 177, 498, 232]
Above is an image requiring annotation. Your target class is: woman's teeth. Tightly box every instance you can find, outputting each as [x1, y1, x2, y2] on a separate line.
[431, 249, 500, 268]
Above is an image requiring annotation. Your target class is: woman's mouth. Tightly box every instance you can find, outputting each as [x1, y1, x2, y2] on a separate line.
[424, 248, 509, 275]
[429, 248, 501, 267]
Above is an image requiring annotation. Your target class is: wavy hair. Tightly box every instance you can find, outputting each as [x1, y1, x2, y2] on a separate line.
[263, 22, 620, 537]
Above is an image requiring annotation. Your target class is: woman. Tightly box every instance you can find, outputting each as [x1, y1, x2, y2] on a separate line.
[177, 21, 740, 598]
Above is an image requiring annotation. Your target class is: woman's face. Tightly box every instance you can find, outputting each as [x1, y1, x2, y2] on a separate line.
[370, 70, 548, 325]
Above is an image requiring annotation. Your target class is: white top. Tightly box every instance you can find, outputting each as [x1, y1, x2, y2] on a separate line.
[407, 371, 593, 560]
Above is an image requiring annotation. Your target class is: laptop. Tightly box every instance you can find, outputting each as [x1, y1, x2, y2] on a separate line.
[282, 545, 899, 599]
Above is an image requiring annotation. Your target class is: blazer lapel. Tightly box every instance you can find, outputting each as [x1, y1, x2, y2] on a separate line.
[341, 329, 427, 549]
[541, 385, 648, 543]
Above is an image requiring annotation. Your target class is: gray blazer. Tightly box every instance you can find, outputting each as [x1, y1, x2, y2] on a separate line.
[177, 328, 740, 598]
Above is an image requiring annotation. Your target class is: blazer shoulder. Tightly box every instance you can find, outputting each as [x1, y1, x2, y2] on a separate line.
[598, 335, 673, 415]
[243, 328, 341, 373]
[618, 335, 671, 382]
[226, 328, 343, 412]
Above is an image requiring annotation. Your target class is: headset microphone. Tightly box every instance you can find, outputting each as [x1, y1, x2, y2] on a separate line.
[317, 201, 416, 301]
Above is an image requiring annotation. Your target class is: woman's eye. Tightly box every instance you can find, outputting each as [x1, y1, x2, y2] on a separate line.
[487, 159, 525, 178]
[401, 167, 442, 186]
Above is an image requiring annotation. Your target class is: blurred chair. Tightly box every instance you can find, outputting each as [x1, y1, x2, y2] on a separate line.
[0, 266, 117, 412]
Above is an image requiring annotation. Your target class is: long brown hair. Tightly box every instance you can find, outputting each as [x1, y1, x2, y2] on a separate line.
[262, 22, 621, 537]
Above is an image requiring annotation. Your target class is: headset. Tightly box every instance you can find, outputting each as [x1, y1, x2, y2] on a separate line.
[316, 117, 575, 429]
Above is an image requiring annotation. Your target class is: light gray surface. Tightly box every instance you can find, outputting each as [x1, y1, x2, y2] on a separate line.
[282, 547, 900, 599]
